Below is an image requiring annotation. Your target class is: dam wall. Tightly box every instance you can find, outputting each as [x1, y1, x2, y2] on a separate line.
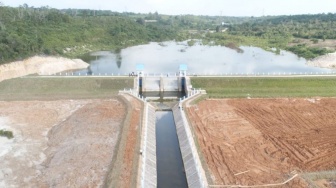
[141, 76, 180, 92]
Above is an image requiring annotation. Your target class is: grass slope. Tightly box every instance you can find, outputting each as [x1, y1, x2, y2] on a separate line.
[0, 77, 133, 100]
[191, 77, 336, 98]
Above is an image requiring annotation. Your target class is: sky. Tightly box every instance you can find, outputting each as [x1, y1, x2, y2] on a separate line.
[1, 0, 336, 17]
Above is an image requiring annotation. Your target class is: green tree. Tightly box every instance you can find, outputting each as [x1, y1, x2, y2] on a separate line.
[136, 18, 145, 25]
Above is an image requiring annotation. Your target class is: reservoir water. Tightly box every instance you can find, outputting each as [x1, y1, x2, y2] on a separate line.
[73, 41, 333, 75]
[156, 111, 188, 188]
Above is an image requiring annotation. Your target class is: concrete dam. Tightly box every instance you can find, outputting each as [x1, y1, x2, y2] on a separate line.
[139, 76, 186, 92]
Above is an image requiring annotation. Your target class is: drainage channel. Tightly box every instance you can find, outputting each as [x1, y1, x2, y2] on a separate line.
[156, 110, 188, 188]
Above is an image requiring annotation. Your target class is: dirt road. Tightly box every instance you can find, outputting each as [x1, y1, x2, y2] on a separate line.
[0, 98, 126, 187]
[186, 98, 336, 187]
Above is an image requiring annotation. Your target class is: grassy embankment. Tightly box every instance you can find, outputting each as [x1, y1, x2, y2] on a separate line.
[0, 77, 133, 100]
[191, 77, 336, 98]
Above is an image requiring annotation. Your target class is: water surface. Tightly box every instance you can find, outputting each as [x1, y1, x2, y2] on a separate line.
[74, 41, 333, 75]
[156, 111, 187, 188]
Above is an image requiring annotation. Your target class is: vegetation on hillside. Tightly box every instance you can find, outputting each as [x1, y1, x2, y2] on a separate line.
[0, 4, 182, 64]
[205, 14, 336, 59]
[1, 3, 336, 64]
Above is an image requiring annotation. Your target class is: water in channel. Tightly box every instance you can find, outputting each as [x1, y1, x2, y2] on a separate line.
[156, 111, 188, 188]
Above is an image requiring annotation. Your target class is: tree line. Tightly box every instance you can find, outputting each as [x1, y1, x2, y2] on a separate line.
[0, 5, 183, 64]
[1, 3, 335, 64]
[222, 14, 336, 58]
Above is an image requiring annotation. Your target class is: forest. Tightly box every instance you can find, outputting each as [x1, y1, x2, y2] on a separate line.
[0, 3, 335, 64]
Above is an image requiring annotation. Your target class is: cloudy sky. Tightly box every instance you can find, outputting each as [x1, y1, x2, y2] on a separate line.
[1, 0, 336, 16]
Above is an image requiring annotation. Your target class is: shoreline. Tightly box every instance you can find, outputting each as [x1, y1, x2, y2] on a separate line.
[307, 52, 336, 69]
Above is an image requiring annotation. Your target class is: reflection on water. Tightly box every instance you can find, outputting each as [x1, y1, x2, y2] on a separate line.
[73, 41, 333, 75]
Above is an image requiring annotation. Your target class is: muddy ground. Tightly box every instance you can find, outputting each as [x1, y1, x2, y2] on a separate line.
[0, 98, 133, 187]
[186, 98, 336, 187]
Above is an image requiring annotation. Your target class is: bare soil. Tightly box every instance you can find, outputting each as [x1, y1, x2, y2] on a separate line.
[289, 39, 336, 51]
[0, 56, 89, 82]
[186, 98, 336, 187]
[0, 98, 126, 187]
[307, 52, 336, 69]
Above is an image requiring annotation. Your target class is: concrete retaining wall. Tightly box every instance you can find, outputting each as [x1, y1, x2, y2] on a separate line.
[141, 103, 157, 188]
[172, 104, 208, 188]
[142, 76, 179, 92]
[184, 77, 192, 96]
[162, 77, 179, 91]
[142, 77, 160, 92]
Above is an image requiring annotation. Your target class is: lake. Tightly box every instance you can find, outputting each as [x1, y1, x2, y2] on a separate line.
[74, 41, 333, 75]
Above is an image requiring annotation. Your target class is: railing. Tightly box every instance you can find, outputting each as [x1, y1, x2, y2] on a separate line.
[141, 73, 180, 77]
[180, 88, 205, 102]
[119, 88, 146, 102]
[187, 71, 336, 77]
[37, 71, 336, 77]
[39, 72, 132, 76]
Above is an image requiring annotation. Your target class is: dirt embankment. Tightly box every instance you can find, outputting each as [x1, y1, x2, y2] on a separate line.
[307, 52, 336, 69]
[104, 94, 143, 188]
[0, 56, 89, 82]
[0, 99, 126, 187]
[187, 98, 336, 187]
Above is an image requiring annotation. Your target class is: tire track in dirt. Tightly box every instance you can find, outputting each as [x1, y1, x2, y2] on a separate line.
[229, 98, 336, 172]
[187, 98, 336, 187]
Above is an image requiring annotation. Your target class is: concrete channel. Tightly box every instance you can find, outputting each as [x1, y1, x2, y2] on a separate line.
[139, 98, 207, 188]
[123, 74, 207, 188]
